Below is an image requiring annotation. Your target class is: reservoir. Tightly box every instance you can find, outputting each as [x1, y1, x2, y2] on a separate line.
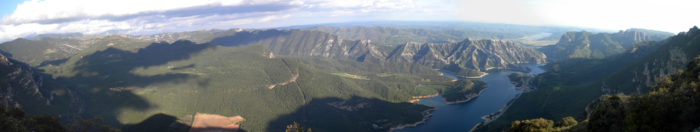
[396, 64, 545, 132]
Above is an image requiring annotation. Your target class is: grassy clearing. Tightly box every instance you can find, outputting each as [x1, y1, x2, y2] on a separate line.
[331, 73, 369, 80]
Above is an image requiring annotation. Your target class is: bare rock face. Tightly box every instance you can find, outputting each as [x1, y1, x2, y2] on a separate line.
[0, 53, 50, 107]
[256, 30, 386, 62]
[607, 26, 700, 93]
[386, 39, 546, 71]
[540, 29, 667, 61]
[0, 54, 8, 65]
[180, 29, 547, 72]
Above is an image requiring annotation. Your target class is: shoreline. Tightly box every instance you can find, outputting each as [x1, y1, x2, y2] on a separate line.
[409, 93, 440, 103]
[464, 72, 488, 79]
[437, 69, 488, 79]
[444, 87, 488, 104]
[396, 81, 488, 131]
[389, 108, 436, 131]
[468, 92, 524, 132]
[470, 64, 545, 132]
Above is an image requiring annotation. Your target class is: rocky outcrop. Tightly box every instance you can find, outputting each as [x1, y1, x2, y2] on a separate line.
[0, 54, 50, 107]
[540, 29, 672, 61]
[386, 39, 546, 72]
[208, 29, 386, 62]
[389, 108, 436, 131]
[207, 30, 546, 73]
[0, 53, 8, 65]
[621, 27, 700, 93]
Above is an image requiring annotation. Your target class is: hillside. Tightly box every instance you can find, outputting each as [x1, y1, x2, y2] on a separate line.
[303, 26, 517, 45]
[186, 29, 546, 75]
[1, 34, 475, 131]
[582, 56, 700, 131]
[507, 56, 700, 132]
[292, 21, 599, 47]
[475, 26, 699, 131]
[0, 28, 557, 131]
[0, 36, 153, 66]
[0, 54, 52, 111]
[386, 39, 546, 77]
[539, 29, 672, 61]
[208, 29, 386, 62]
[132, 29, 243, 44]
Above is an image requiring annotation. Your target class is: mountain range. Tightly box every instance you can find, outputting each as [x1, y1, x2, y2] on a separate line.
[539, 29, 673, 61]
[0, 27, 546, 131]
[475, 26, 699, 132]
[1, 22, 695, 132]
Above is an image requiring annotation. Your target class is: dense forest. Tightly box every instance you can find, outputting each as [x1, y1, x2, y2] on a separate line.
[508, 56, 700, 131]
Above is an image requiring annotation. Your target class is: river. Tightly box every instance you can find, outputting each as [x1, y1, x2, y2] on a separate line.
[395, 64, 545, 132]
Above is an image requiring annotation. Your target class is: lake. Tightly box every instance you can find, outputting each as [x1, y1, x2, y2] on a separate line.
[395, 64, 545, 132]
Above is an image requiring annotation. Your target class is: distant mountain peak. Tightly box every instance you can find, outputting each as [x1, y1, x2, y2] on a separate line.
[540, 28, 674, 61]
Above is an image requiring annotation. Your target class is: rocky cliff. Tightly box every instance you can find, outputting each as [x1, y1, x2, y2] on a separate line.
[0, 54, 50, 107]
[611, 26, 700, 93]
[206, 30, 547, 75]
[540, 29, 671, 61]
[386, 39, 546, 72]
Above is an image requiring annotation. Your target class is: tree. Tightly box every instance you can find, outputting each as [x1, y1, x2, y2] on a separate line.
[285, 122, 312, 132]
[0, 103, 68, 132]
[508, 118, 554, 132]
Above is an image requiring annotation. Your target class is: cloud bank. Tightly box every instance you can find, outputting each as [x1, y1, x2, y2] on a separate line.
[0, 0, 439, 41]
[1, 0, 697, 42]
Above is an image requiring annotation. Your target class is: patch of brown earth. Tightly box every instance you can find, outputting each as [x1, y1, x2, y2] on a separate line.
[189, 113, 245, 132]
[268, 73, 299, 89]
[409, 93, 439, 103]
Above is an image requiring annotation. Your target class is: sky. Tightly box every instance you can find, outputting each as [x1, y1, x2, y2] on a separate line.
[0, 0, 698, 41]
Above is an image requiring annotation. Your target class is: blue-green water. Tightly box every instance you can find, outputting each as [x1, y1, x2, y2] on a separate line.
[396, 64, 545, 132]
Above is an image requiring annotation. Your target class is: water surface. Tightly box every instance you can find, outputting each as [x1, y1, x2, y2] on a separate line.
[396, 64, 544, 132]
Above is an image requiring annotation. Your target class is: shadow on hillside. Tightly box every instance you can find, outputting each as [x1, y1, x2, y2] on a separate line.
[48, 40, 214, 126]
[209, 29, 290, 47]
[266, 96, 432, 132]
[39, 58, 69, 66]
[121, 113, 191, 132]
[0, 49, 12, 57]
[122, 113, 248, 132]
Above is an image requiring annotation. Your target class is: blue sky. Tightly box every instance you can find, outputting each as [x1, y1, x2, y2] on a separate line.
[0, 0, 24, 17]
[0, 0, 698, 41]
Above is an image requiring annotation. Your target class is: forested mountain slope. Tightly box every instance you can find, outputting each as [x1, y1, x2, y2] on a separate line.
[386, 39, 546, 76]
[476, 26, 699, 131]
[540, 29, 672, 61]
[172, 29, 547, 76]
[0, 30, 490, 131]
[507, 56, 700, 132]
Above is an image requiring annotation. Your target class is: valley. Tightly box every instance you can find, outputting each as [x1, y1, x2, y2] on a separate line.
[0, 26, 548, 131]
[0, 11, 696, 132]
[397, 64, 545, 132]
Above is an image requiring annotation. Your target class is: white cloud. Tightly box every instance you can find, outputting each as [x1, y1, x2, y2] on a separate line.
[455, 0, 699, 33]
[0, 0, 697, 42]
[456, 0, 545, 25]
[534, 0, 700, 33]
[0, 0, 421, 42]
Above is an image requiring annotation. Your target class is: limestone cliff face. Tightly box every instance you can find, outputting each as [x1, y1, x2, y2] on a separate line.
[0, 53, 8, 65]
[386, 39, 546, 71]
[612, 30, 653, 48]
[623, 27, 700, 92]
[208, 29, 386, 62]
[255, 30, 386, 62]
[133, 29, 550, 73]
[0, 54, 50, 107]
[540, 29, 669, 61]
